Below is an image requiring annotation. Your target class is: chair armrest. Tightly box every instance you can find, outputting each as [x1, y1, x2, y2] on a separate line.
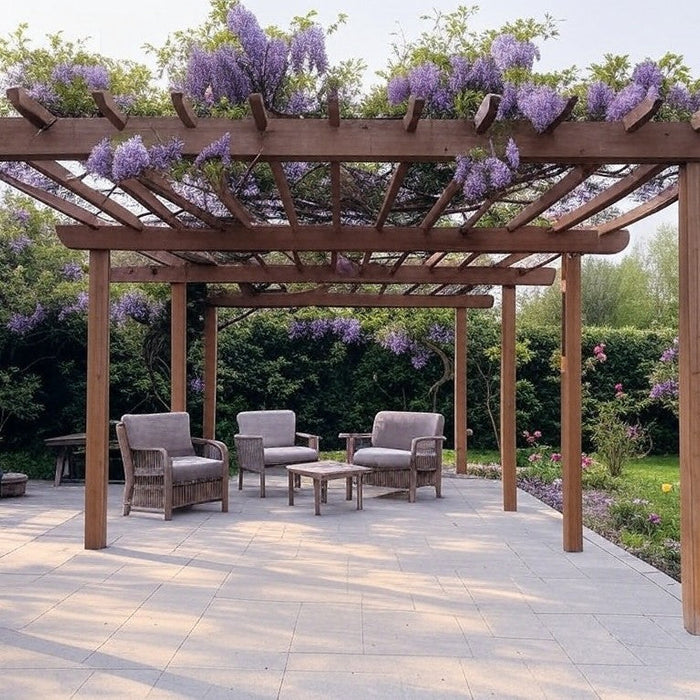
[410, 436, 445, 464]
[192, 437, 229, 463]
[296, 432, 320, 454]
[234, 434, 265, 470]
[129, 447, 172, 479]
[338, 432, 372, 462]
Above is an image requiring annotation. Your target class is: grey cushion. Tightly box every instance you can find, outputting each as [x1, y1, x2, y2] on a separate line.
[263, 446, 318, 465]
[236, 410, 296, 448]
[353, 447, 412, 470]
[371, 411, 444, 451]
[121, 412, 195, 457]
[171, 456, 224, 482]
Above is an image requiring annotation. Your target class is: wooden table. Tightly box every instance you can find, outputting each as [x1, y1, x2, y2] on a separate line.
[286, 461, 373, 515]
[45, 432, 121, 486]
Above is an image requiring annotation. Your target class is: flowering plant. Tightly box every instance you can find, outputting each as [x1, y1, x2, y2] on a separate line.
[648, 337, 679, 417]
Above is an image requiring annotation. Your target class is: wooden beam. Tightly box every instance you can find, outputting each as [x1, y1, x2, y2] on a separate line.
[459, 198, 495, 232]
[269, 161, 299, 227]
[420, 180, 462, 232]
[506, 165, 600, 231]
[552, 164, 667, 232]
[211, 176, 254, 227]
[91, 91, 128, 130]
[29, 161, 144, 230]
[209, 291, 494, 308]
[57, 224, 631, 255]
[679, 162, 700, 634]
[375, 162, 409, 229]
[330, 161, 341, 227]
[501, 285, 517, 511]
[110, 262, 557, 286]
[118, 179, 186, 229]
[328, 93, 340, 128]
[454, 308, 468, 474]
[6, 87, 57, 130]
[248, 93, 268, 131]
[597, 184, 678, 235]
[403, 96, 425, 132]
[544, 95, 578, 134]
[623, 95, 663, 133]
[561, 253, 583, 552]
[85, 249, 110, 550]
[203, 305, 218, 440]
[474, 94, 501, 134]
[4, 118, 700, 163]
[0, 170, 102, 228]
[171, 92, 198, 128]
[170, 283, 187, 412]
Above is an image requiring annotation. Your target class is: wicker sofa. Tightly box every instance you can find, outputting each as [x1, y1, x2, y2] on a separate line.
[234, 410, 320, 497]
[340, 411, 445, 503]
[116, 412, 229, 520]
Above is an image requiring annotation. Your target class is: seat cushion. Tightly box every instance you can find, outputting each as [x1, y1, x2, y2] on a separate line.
[122, 412, 195, 457]
[353, 447, 412, 470]
[263, 446, 318, 465]
[237, 410, 296, 448]
[171, 456, 223, 482]
[372, 411, 444, 450]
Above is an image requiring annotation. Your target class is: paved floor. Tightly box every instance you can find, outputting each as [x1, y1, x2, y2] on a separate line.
[1, 471, 699, 699]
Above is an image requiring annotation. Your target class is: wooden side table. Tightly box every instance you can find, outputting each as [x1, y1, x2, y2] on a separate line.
[286, 461, 373, 515]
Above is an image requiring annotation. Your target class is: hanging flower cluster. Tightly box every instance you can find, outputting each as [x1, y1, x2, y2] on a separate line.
[453, 138, 520, 203]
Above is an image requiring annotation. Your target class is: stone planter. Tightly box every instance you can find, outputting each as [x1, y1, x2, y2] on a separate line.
[1, 472, 28, 497]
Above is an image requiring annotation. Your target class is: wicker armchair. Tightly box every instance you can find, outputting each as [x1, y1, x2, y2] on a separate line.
[340, 411, 445, 503]
[235, 410, 319, 497]
[116, 412, 229, 520]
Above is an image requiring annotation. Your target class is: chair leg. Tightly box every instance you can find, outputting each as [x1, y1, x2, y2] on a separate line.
[260, 470, 266, 498]
[238, 468, 243, 490]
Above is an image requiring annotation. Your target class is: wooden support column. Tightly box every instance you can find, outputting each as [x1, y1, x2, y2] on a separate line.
[561, 253, 583, 552]
[203, 305, 218, 440]
[85, 249, 110, 550]
[170, 283, 187, 412]
[679, 162, 700, 634]
[454, 308, 468, 474]
[501, 285, 517, 511]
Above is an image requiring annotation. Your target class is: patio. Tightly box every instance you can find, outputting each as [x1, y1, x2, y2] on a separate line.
[2, 473, 699, 699]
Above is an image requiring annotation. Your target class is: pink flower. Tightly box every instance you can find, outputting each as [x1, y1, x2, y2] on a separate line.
[528, 453, 542, 462]
[614, 383, 623, 392]
[533, 430, 542, 439]
[581, 454, 593, 468]
[550, 453, 562, 462]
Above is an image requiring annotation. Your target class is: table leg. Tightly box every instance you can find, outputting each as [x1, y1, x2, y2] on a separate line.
[321, 480, 328, 504]
[357, 475, 364, 510]
[313, 478, 322, 515]
[345, 476, 353, 500]
[288, 470, 295, 506]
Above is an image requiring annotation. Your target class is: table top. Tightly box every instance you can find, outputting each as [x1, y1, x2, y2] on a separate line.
[286, 460, 373, 478]
[44, 433, 87, 447]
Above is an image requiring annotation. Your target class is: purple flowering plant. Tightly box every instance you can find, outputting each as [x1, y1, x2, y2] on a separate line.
[648, 337, 679, 417]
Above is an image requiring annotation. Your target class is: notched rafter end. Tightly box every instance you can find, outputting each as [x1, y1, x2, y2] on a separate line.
[622, 96, 663, 133]
[403, 95, 425, 132]
[474, 93, 501, 134]
[248, 93, 268, 132]
[6, 86, 57, 131]
[91, 91, 128, 131]
[171, 92, 198, 128]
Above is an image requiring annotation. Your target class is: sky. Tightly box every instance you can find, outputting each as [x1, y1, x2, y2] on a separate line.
[2, 0, 698, 244]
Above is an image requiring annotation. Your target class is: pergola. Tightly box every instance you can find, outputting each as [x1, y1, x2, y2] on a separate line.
[1, 86, 699, 634]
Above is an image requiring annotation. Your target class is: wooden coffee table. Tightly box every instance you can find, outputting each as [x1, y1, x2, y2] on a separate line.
[286, 461, 373, 515]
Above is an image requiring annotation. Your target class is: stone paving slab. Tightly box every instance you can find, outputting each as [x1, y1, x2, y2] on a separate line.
[1, 473, 699, 699]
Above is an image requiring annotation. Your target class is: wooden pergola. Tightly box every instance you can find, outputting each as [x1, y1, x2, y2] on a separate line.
[2, 87, 699, 634]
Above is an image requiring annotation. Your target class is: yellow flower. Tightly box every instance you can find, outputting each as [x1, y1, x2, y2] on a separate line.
[661, 483, 673, 493]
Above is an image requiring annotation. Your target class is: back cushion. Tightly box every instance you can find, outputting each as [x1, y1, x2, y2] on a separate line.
[372, 411, 444, 450]
[236, 410, 296, 447]
[121, 412, 195, 457]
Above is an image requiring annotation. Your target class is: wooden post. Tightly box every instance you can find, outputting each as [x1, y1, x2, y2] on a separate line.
[561, 253, 583, 552]
[171, 282, 187, 412]
[203, 305, 218, 440]
[501, 285, 517, 511]
[454, 308, 468, 474]
[679, 162, 700, 634]
[85, 250, 110, 550]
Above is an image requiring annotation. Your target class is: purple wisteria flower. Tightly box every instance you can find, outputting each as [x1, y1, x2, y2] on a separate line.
[111, 291, 164, 326]
[380, 329, 411, 355]
[148, 138, 184, 171]
[586, 81, 615, 119]
[650, 379, 679, 399]
[496, 83, 519, 120]
[606, 83, 648, 121]
[190, 376, 205, 394]
[427, 324, 454, 344]
[490, 34, 540, 72]
[505, 138, 520, 170]
[517, 84, 567, 133]
[8, 234, 32, 253]
[330, 318, 362, 343]
[27, 82, 59, 109]
[194, 133, 231, 168]
[86, 138, 114, 179]
[210, 45, 252, 103]
[448, 55, 471, 93]
[12, 209, 30, 225]
[387, 75, 411, 105]
[631, 61, 664, 92]
[61, 261, 84, 281]
[52, 63, 110, 90]
[467, 57, 502, 93]
[227, 4, 268, 60]
[290, 25, 328, 74]
[410, 343, 431, 369]
[112, 135, 150, 182]
[7, 303, 46, 334]
[408, 62, 443, 101]
[58, 291, 89, 319]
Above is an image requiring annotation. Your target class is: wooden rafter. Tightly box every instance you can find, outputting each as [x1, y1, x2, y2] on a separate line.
[269, 162, 299, 227]
[544, 95, 578, 134]
[328, 94, 340, 128]
[375, 162, 409, 230]
[623, 95, 663, 133]
[209, 290, 495, 308]
[473, 94, 501, 134]
[118, 179, 186, 228]
[597, 183, 678, 235]
[506, 165, 600, 231]
[420, 180, 462, 232]
[29, 160, 144, 230]
[6, 87, 57, 130]
[403, 96, 425, 133]
[460, 197, 496, 232]
[551, 164, 667, 232]
[330, 161, 341, 227]
[91, 91, 128, 130]
[171, 92, 198, 128]
[248, 93, 268, 131]
[57, 224, 630, 254]
[210, 176, 254, 227]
